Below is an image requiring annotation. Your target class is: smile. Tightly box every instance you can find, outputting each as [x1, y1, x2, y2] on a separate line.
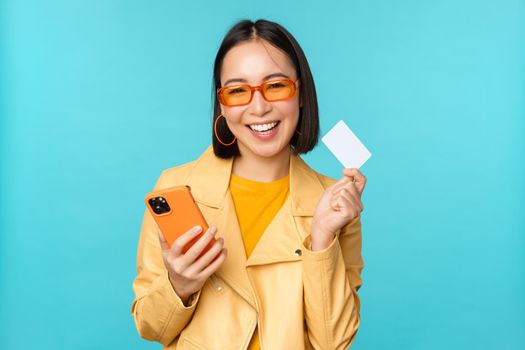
[248, 121, 280, 132]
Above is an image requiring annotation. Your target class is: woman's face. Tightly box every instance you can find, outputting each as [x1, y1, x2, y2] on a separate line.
[219, 39, 301, 159]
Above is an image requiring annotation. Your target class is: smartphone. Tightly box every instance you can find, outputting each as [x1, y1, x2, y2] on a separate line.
[144, 185, 216, 258]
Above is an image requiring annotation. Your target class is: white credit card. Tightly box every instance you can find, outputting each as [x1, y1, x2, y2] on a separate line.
[321, 120, 372, 169]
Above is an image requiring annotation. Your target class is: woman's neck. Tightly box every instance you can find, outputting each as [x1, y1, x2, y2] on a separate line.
[232, 146, 291, 183]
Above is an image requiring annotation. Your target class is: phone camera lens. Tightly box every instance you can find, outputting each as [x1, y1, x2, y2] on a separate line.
[149, 196, 171, 215]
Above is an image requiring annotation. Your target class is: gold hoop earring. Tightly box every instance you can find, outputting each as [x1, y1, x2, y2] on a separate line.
[214, 114, 236, 146]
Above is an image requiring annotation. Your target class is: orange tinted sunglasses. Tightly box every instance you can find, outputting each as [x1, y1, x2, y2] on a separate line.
[217, 78, 299, 107]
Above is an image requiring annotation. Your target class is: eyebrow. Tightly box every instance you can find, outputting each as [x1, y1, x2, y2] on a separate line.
[223, 72, 290, 86]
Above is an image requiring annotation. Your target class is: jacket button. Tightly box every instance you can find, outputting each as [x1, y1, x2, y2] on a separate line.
[294, 248, 302, 256]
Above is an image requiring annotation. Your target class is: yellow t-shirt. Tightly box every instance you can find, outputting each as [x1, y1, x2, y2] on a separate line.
[229, 172, 290, 350]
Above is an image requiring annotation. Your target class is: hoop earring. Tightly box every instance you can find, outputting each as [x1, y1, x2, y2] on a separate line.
[214, 114, 237, 146]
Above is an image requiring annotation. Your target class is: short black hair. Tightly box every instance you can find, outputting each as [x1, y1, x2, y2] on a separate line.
[211, 19, 319, 158]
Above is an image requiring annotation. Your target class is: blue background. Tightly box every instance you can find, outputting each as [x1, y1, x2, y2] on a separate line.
[1, 1, 524, 349]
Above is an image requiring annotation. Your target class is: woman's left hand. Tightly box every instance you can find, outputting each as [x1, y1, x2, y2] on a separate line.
[311, 168, 367, 251]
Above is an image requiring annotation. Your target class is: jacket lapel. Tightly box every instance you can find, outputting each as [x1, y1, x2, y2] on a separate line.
[183, 146, 255, 307]
[213, 191, 258, 307]
[246, 151, 327, 266]
[182, 145, 327, 307]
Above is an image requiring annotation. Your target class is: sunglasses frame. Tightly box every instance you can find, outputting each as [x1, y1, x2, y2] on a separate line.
[217, 78, 300, 107]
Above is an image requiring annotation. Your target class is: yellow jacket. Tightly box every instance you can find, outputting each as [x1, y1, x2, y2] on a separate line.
[131, 145, 364, 350]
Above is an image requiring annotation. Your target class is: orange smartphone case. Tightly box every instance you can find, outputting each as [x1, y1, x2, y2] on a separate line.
[144, 185, 215, 257]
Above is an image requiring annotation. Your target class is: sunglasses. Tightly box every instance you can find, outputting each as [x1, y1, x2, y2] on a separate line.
[217, 78, 299, 107]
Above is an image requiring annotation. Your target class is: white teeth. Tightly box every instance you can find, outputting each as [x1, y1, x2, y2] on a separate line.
[249, 122, 278, 132]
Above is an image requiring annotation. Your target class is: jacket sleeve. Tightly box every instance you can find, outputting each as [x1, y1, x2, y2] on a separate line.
[301, 215, 364, 350]
[130, 171, 202, 346]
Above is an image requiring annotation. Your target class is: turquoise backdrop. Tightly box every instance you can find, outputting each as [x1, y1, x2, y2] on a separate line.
[1, 1, 524, 349]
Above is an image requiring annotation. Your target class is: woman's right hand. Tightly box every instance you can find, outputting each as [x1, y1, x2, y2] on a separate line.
[156, 225, 227, 305]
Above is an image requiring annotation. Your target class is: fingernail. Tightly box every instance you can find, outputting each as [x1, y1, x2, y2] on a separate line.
[193, 225, 202, 233]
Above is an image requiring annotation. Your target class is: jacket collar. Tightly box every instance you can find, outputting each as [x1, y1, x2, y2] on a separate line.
[183, 145, 325, 217]
[181, 145, 326, 308]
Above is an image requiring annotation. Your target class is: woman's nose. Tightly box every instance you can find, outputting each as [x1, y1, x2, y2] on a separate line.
[249, 89, 272, 115]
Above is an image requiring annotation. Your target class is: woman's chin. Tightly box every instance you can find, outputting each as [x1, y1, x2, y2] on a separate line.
[240, 140, 289, 159]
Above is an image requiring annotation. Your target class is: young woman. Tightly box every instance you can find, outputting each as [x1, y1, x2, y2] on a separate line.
[131, 19, 367, 350]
